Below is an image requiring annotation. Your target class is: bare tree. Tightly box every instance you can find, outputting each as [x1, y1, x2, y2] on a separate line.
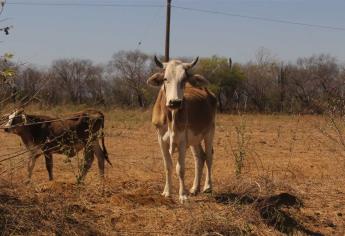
[51, 59, 104, 104]
[243, 49, 280, 112]
[285, 54, 340, 113]
[108, 50, 153, 107]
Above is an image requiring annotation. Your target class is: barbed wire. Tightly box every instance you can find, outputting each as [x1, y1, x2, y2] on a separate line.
[7, 2, 164, 8]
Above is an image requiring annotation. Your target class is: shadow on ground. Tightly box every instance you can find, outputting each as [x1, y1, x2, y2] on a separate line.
[215, 192, 323, 236]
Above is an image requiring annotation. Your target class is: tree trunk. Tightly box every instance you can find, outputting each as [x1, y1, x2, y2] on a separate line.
[137, 93, 144, 107]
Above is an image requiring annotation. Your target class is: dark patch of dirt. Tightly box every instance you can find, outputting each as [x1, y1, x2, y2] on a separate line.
[215, 192, 323, 236]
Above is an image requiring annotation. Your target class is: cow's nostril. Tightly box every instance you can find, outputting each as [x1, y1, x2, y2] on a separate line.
[168, 99, 183, 109]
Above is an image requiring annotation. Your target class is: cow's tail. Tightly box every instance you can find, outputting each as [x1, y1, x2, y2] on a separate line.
[101, 114, 112, 166]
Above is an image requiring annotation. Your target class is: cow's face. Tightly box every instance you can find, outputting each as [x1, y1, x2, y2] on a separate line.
[4, 110, 27, 133]
[147, 56, 209, 110]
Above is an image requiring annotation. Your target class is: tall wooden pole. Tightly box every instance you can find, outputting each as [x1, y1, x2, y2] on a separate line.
[165, 0, 172, 62]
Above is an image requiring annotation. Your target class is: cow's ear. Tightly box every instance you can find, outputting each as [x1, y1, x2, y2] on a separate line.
[188, 74, 209, 87]
[21, 114, 27, 124]
[147, 73, 164, 87]
[16, 109, 24, 115]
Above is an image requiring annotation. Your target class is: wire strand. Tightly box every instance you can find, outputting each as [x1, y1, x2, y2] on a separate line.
[6, 1, 345, 32]
[172, 5, 345, 32]
[7, 2, 164, 8]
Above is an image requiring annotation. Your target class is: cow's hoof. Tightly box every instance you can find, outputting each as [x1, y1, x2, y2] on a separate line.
[179, 195, 188, 203]
[189, 187, 200, 196]
[24, 179, 31, 185]
[161, 191, 171, 198]
[203, 187, 212, 194]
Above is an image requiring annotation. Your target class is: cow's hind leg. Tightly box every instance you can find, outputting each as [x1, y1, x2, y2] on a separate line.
[203, 126, 215, 193]
[93, 141, 105, 179]
[157, 128, 173, 197]
[44, 153, 53, 181]
[190, 144, 205, 195]
[77, 145, 94, 183]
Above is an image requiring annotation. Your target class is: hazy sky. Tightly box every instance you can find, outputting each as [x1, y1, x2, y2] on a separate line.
[2, 0, 345, 66]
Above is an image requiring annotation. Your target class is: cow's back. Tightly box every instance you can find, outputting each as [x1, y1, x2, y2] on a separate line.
[49, 109, 105, 142]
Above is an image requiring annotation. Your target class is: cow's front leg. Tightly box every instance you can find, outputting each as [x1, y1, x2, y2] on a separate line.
[157, 128, 173, 197]
[177, 141, 188, 203]
[44, 153, 53, 181]
[26, 153, 39, 184]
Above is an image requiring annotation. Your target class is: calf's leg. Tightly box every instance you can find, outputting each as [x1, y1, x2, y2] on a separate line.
[93, 141, 105, 179]
[77, 145, 94, 183]
[26, 153, 40, 183]
[44, 153, 53, 181]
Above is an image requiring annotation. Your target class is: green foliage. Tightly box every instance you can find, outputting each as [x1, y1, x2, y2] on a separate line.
[194, 56, 245, 94]
[0, 53, 15, 80]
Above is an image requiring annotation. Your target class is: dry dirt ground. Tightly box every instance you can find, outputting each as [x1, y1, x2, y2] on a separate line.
[1, 108, 345, 235]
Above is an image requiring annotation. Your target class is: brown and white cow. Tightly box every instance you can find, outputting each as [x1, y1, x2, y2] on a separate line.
[147, 56, 217, 203]
[3, 109, 111, 183]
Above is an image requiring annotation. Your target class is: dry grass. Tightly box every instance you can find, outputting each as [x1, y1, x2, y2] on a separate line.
[1, 107, 345, 235]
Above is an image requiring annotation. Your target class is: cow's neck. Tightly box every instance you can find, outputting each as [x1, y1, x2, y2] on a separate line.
[16, 129, 35, 148]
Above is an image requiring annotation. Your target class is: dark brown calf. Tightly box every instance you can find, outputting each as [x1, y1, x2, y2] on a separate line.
[3, 109, 111, 183]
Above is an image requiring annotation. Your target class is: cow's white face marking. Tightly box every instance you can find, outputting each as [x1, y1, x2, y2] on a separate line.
[4, 110, 26, 129]
[4, 111, 16, 128]
[163, 61, 187, 109]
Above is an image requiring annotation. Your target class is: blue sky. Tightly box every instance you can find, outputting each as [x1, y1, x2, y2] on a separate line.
[2, 0, 345, 66]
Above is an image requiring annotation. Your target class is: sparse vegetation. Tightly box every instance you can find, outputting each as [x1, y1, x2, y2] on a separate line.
[231, 115, 249, 177]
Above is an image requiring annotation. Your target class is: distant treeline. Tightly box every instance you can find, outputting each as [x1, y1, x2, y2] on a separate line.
[1, 49, 345, 114]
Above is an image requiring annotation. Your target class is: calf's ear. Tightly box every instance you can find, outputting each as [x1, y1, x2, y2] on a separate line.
[21, 114, 27, 124]
[188, 74, 209, 87]
[147, 73, 164, 87]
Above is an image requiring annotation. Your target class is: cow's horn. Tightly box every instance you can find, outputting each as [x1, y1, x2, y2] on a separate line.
[184, 57, 199, 70]
[154, 55, 164, 68]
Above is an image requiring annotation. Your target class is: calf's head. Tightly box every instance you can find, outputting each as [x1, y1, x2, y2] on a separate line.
[147, 56, 209, 110]
[4, 109, 27, 133]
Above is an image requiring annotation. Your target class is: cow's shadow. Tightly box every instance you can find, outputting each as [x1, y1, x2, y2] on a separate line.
[215, 192, 323, 236]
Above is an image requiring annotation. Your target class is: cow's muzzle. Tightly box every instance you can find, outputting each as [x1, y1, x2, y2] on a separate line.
[167, 99, 183, 110]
